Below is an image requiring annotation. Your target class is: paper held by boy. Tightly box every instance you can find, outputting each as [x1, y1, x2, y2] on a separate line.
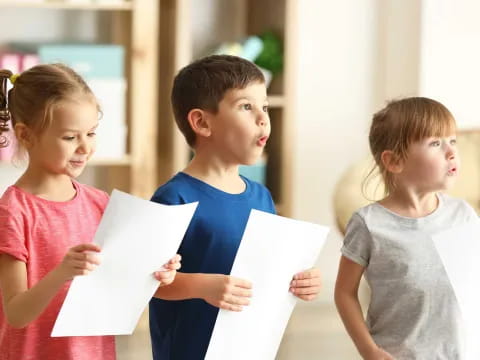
[51, 190, 198, 337]
[205, 210, 329, 360]
[433, 219, 480, 360]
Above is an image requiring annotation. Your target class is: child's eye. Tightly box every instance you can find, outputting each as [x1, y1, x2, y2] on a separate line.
[450, 138, 457, 146]
[87, 132, 96, 137]
[62, 136, 75, 141]
[429, 140, 441, 147]
[242, 103, 252, 111]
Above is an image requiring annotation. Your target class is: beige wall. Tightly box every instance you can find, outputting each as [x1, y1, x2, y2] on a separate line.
[292, 0, 480, 304]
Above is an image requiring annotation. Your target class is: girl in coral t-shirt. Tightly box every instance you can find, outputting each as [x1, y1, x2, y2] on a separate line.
[0, 65, 180, 360]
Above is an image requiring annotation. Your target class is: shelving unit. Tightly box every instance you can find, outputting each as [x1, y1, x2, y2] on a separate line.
[158, 0, 297, 216]
[0, 1, 133, 11]
[0, 0, 159, 199]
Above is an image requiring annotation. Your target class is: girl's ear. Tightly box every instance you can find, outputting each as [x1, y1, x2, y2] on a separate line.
[187, 108, 211, 138]
[14, 123, 35, 149]
[381, 150, 404, 174]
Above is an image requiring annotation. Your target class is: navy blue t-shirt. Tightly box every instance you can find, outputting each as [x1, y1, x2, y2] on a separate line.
[149, 172, 276, 360]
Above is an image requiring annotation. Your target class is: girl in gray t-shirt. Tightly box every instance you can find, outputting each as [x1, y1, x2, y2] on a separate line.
[335, 97, 477, 360]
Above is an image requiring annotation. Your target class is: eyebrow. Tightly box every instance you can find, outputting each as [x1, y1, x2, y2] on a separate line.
[60, 123, 99, 132]
[232, 96, 269, 104]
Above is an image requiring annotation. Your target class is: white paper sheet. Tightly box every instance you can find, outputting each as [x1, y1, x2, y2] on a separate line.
[205, 209, 329, 360]
[433, 219, 480, 360]
[51, 190, 197, 337]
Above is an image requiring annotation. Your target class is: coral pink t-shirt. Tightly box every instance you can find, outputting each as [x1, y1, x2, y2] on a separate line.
[0, 181, 116, 360]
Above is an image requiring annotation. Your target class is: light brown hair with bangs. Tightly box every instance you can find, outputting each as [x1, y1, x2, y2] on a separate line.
[0, 64, 99, 150]
[365, 97, 456, 196]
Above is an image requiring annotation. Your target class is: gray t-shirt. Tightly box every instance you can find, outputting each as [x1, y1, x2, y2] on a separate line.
[342, 193, 477, 360]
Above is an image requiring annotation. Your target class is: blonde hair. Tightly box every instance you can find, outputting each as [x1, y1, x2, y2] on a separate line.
[0, 64, 99, 149]
[365, 97, 456, 196]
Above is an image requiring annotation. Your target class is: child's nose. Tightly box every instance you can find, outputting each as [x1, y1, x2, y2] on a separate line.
[77, 139, 91, 154]
[258, 112, 268, 127]
[446, 145, 456, 159]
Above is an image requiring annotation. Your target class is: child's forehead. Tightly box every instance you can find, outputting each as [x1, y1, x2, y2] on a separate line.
[223, 82, 267, 102]
[50, 101, 99, 131]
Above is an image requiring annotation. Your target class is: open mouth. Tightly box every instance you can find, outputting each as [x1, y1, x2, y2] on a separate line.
[257, 136, 269, 146]
[447, 167, 457, 176]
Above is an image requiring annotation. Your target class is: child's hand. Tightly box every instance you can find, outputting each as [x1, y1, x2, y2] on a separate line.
[290, 267, 321, 301]
[202, 274, 252, 312]
[154, 254, 182, 286]
[56, 243, 101, 281]
[363, 347, 395, 360]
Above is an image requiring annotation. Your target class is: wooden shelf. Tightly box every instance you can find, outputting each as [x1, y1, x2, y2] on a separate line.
[0, 0, 133, 11]
[88, 156, 131, 166]
[0, 0, 159, 198]
[268, 95, 285, 108]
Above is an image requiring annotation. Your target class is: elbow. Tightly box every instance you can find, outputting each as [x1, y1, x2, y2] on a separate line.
[5, 315, 28, 329]
[334, 286, 342, 309]
[4, 306, 29, 329]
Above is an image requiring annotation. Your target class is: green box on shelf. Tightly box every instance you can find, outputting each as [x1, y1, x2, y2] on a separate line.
[38, 44, 124, 79]
[239, 156, 267, 185]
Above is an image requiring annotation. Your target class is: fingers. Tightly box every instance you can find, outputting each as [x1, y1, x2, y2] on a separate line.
[72, 260, 97, 271]
[293, 267, 320, 280]
[163, 261, 181, 271]
[154, 270, 175, 281]
[71, 243, 101, 253]
[290, 285, 321, 296]
[290, 268, 321, 301]
[219, 303, 243, 312]
[231, 277, 252, 289]
[231, 287, 252, 298]
[290, 277, 321, 288]
[218, 293, 250, 312]
[168, 254, 181, 264]
[70, 251, 101, 266]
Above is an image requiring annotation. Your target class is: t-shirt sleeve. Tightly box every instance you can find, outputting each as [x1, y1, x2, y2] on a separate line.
[0, 204, 27, 262]
[151, 184, 184, 206]
[341, 212, 372, 267]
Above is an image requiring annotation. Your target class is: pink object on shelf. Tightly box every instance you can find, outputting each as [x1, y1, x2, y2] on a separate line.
[21, 54, 40, 71]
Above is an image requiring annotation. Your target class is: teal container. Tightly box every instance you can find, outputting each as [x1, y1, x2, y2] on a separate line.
[39, 45, 124, 79]
[239, 156, 267, 185]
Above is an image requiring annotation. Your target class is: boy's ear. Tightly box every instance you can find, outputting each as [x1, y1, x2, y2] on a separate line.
[14, 123, 35, 148]
[381, 150, 404, 174]
[187, 109, 211, 138]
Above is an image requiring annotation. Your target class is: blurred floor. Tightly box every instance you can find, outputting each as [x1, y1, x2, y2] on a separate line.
[116, 302, 360, 360]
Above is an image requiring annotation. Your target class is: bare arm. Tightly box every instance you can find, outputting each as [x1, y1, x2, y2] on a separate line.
[154, 272, 253, 312]
[335, 256, 393, 359]
[0, 243, 100, 328]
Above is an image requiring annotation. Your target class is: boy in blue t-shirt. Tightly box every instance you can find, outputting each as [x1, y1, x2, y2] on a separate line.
[149, 55, 321, 359]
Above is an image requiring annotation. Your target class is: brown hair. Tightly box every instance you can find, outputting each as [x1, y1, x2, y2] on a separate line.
[365, 97, 456, 196]
[171, 55, 265, 148]
[0, 69, 12, 147]
[0, 63, 99, 148]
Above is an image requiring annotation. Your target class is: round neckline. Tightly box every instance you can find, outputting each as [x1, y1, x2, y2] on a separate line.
[178, 172, 252, 199]
[373, 193, 444, 225]
[11, 180, 80, 205]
